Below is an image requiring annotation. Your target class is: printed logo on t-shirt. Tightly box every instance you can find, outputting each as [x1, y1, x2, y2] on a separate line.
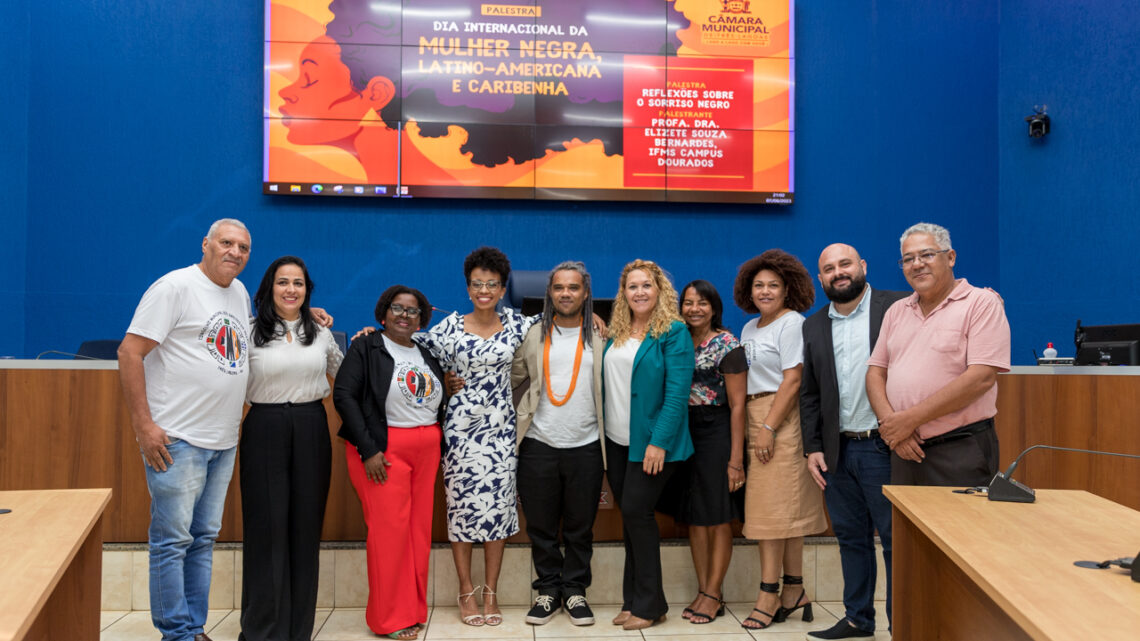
[396, 363, 440, 406]
[201, 312, 249, 373]
[742, 339, 756, 367]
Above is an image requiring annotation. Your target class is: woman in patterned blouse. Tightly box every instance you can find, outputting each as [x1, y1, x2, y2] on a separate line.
[674, 280, 748, 624]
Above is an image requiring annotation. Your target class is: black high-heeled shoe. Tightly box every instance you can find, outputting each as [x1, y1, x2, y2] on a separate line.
[774, 574, 814, 623]
[741, 581, 779, 630]
[689, 591, 725, 624]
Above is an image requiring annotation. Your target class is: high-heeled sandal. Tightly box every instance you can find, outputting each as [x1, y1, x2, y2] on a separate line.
[457, 587, 484, 626]
[689, 591, 725, 624]
[682, 595, 698, 620]
[741, 581, 779, 630]
[482, 584, 502, 626]
[773, 574, 814, 623]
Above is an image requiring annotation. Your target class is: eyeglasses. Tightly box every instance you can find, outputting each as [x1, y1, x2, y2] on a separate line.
[469, 280, 501, 291]
[389, 303, 422, 318]
[898, 249, 950, 268]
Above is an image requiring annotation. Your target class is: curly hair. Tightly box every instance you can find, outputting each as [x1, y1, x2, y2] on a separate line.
[374, 285, 432, 330]
[609, 259, 683, 347]
[463, 246, 511, 285]
[733, 249, 815, 314]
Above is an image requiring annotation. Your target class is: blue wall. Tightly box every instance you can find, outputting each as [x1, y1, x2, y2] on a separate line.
[7, 1, 1008, 357]
[998, 0, 1140, 362]
[0, 2, 29, 358]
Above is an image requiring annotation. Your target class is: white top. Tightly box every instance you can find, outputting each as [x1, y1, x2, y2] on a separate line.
[125, 265, 251, 449]
[383, 334, 443, 427]
[245, 318, 344, 404]
[528, 326, 599, 449]
[603, 337, 641, 446]
[740, 311, 805, 394]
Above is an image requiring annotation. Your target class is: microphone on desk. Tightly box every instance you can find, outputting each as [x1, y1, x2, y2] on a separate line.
[988, 444, 1140, 503]
[35, 350, 103, 360]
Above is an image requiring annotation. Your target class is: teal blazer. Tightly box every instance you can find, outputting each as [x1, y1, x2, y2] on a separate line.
[603, 320, 695, 462]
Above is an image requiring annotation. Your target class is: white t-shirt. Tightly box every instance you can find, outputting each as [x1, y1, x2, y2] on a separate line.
[246, 318, 344, 404]
[740, 311, 805, 394]
[382, 334, 443, 427]
[126, 265, 251, 449]
[603, 337, 641, 446]
[528, 326, 599, 449]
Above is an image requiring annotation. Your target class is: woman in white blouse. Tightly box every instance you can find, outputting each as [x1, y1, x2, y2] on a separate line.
[240, 256, 344, 641]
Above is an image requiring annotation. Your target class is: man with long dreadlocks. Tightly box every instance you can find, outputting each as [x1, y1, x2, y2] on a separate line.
[511, 261, 607, 627]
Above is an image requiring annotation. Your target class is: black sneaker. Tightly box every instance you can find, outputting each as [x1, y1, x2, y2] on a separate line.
[526, 593, 560, 625]
[564, 594, 595, 626]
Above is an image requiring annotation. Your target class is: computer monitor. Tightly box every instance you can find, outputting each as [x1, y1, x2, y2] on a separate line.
[1074, 321, 1140, 365]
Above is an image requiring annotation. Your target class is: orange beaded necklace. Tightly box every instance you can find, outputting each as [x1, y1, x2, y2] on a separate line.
[543, 326, 584, 406]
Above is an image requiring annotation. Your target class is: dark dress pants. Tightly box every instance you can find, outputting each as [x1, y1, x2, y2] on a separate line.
[890, 420, 999, 487]
[824, 435, 893, 632]
[605, 438, 677, 620]
[239, 401, 331, 641]
[517, 438, 605, 598]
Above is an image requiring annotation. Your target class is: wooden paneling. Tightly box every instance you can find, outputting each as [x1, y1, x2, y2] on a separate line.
[3, 367, 1136, 542]
[993, 374, 1140, 510]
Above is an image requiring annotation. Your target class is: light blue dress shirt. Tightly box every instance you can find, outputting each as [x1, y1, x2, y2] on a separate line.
[828, 286, 879, 433]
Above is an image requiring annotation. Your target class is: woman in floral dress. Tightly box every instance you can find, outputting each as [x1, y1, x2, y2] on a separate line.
[416, 246, 537, 627]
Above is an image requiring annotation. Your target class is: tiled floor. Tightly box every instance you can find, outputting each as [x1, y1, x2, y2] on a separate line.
[101, 601, 891, 640]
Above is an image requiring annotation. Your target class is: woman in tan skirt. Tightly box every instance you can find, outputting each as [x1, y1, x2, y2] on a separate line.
[733, 250, 827, 631]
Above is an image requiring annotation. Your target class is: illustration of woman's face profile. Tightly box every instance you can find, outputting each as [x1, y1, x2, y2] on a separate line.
[278, 35, 395, 145]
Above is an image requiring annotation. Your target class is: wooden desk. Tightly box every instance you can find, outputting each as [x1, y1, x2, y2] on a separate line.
[0, 489, 111, 641]
[885, 486, 1140, 641]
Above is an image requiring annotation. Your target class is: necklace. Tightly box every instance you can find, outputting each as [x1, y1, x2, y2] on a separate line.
[543, 329, 584, 406]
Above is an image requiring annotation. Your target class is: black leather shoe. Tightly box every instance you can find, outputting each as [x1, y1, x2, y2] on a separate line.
[807, 618, 874, 639]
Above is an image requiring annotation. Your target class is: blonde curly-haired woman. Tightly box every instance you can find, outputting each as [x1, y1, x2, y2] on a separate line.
[602, 259, 695, 631]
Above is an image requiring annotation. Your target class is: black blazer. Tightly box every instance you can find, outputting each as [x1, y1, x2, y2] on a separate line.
[333, 332, 448, 462]
[800, 287, 909, 471]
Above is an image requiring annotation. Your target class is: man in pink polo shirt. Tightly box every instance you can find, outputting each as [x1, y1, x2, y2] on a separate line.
[866, 223, 1010, 486]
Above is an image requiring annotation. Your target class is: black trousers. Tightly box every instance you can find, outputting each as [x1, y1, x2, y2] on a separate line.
[239, 401, 331, 641]
[604, 438, 677, 620]
[891, 419, 999, 487]
[517, 437, 604, 598]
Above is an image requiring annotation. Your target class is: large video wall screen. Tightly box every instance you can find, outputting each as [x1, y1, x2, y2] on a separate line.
[264, 0, 794, 203]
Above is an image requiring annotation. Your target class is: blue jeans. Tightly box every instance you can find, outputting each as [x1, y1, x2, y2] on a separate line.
[145, 439, 236, 641]
[823, 435, 892, 632]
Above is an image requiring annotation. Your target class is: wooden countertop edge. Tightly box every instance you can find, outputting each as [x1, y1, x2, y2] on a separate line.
[0, 488, 112, 641]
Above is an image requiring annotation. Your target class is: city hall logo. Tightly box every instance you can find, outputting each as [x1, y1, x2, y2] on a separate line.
[721, 0, 751, 14]
[397, 363, 440, 406]
[704, 0, 768, 46]
[202, 312, 248, 372]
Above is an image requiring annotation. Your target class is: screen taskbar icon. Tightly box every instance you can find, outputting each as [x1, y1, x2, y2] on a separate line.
[264, 182, 402, 197]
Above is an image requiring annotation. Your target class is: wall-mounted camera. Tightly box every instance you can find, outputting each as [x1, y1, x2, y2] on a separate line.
[1025, 105, 1050, 138]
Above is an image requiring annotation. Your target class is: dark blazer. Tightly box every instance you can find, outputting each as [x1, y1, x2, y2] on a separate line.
[800, 287, 908, 471]
[333, 331, 448, 462]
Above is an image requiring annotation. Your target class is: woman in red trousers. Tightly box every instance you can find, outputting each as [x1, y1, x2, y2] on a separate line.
[333, 285, 448, 640]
